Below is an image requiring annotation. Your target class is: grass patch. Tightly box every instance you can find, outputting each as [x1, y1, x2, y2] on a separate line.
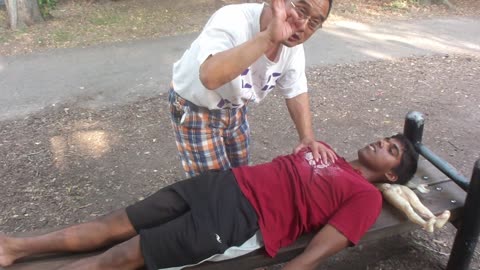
[53, 30, 73, 43]
[89, 13, 122, 26]
[390, 0, 409, 9]
[385, 0, 419, 10]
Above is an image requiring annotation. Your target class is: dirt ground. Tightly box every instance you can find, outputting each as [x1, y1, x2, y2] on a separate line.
[1, 0, 480, 269]
[1, 54, 479, 269]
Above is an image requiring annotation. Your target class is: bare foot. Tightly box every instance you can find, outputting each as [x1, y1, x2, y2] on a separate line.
[0, 234, 20, 267]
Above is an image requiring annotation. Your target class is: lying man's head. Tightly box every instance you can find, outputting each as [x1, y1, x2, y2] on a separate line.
[355, 133, 418, 184]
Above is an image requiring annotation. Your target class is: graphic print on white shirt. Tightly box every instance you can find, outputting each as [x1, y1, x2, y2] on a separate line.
[217, 68, 284, 109]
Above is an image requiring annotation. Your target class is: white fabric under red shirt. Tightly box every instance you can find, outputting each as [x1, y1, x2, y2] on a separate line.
[172, 3, 308, 110]
[232, 143, 383, 257]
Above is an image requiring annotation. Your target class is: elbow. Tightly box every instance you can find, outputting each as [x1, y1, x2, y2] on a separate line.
[199, 63, 222, 90]
[199, 71, 219, 90]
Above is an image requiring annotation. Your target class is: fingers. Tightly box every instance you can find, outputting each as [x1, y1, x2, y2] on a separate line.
[295, 140, 337, 165]
[313, 143, 337, 165]
[270, 0, 286, 16]
[311, 145, 322, 162]
[285, 2, 300, 21]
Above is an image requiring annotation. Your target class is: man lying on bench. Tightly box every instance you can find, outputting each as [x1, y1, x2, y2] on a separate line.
[0, 134, 418, 270]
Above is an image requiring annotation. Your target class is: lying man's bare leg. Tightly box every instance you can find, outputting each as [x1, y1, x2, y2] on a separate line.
[57, 235, 143, 270]
[0, 209, 136, 267]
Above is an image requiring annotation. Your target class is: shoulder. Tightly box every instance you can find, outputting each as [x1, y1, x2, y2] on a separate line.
[280, 44, 305, 66]
[208, 3, 262, 26]
[200, 3, 263, 41]
[352, 188, 383, 209]
[344, 173, 383, 206]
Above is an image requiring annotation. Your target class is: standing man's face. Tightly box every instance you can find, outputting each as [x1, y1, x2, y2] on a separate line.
[282, 0, 330, 47]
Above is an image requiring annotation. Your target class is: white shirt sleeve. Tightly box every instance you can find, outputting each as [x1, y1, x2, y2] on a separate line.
[195, 6, 249, 66]
[275, 46, 308, 99]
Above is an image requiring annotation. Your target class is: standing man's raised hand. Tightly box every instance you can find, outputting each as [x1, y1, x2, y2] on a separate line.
[266, 0, 306, 44]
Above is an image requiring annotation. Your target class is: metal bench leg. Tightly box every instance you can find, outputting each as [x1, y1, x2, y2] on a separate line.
[446, 160, 480, 270]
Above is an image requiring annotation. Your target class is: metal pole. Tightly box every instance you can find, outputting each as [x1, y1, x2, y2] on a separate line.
[403, 111, 425, 160]
[446, 159, 480, 270]
[415, 144, 470, 191]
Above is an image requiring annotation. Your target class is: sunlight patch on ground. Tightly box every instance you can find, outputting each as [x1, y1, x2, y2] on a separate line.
[50, 135, 68, 170]
[359, 49, 395, 60]
[328, 22, 480, 58]
[72, 130, 110, 158]
[332, 20, 372, 31]
[50, 130, 112, 170]
[463, 42, 480, 50]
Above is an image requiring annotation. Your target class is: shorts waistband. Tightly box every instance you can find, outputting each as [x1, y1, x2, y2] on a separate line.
[168, 88, 245, 114]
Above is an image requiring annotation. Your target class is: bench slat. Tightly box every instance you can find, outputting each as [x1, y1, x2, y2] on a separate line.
[407, 158, 450, 189]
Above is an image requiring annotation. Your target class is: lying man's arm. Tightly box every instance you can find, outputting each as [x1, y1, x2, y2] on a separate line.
[282, 224, 349, 270]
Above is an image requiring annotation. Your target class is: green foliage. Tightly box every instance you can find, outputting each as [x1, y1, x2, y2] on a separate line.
[53, 30, 72, 43]
[90, 14, 122, 26]
[390, 0, 408, 9]
[386, 0, 419, 10]
[38, 0, 58, 18]
[89, 13, 122, 26]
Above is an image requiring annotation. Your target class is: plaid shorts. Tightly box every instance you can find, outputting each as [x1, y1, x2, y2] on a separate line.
[168, 89, 250, 177]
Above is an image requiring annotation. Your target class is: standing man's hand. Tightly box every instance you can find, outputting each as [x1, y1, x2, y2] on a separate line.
[286, 94, 337, 165]
[294, 138, 337, 165]
[266, 0, 305, 44]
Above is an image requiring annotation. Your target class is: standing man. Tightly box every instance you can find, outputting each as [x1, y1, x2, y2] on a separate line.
[170, 0, 336, 176]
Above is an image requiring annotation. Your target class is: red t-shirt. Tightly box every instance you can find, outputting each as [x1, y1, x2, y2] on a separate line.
[232, 143, 382, 257]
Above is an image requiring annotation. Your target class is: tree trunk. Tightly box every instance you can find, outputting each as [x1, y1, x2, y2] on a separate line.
[5, 0, 44, 29]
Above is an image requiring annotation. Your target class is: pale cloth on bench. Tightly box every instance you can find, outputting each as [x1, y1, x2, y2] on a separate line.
[159, 231, 263, 270]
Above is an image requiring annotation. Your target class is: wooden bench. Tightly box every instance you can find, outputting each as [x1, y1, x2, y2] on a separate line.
[4, 111, 479, 270]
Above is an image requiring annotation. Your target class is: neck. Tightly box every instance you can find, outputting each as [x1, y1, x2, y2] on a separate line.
[348, 160, 383, 183]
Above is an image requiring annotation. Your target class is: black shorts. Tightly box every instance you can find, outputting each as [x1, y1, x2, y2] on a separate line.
[126, 170, 259, 270]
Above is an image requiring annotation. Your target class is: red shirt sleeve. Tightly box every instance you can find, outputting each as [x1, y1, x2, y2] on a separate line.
[328, 190, 382, 245]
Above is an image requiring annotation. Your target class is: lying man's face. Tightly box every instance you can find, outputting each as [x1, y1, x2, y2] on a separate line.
[357, 137, 404, 176]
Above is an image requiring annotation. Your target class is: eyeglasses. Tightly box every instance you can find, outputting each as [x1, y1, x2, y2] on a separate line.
[290, 1, 323, 31]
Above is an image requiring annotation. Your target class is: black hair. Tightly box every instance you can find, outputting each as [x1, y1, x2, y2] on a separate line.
[326, 0, 333, 18]
[390, 133, 418, 185]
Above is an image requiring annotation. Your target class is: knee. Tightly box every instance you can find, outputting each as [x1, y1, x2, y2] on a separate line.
[97, 237, 143, 269]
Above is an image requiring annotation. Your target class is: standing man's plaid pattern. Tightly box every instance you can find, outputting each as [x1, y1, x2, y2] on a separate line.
[169, 89, 250, 177]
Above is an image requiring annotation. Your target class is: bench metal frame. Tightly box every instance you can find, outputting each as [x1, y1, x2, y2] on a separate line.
[404, 111, 480, 270]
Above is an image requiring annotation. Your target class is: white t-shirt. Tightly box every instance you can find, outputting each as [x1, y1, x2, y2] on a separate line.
[172, 3, 308, 110]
